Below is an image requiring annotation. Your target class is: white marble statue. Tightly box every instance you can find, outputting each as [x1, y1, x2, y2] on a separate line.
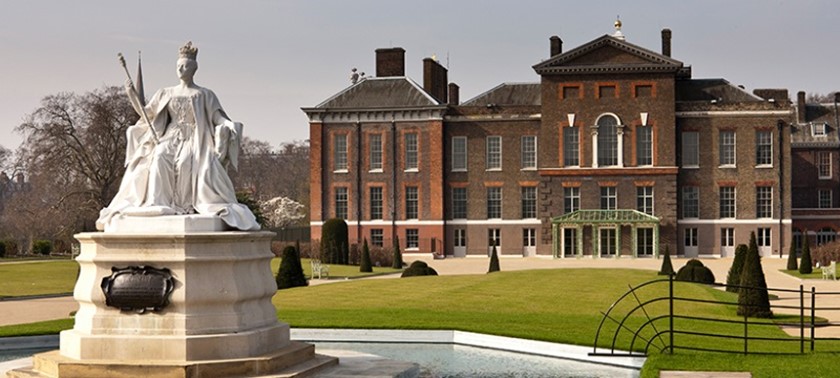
[96, 42, 260, 231]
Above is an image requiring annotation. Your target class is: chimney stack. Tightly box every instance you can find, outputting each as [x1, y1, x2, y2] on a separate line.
[797, 91, 806, 124]
[375, 47, 405, 77]
[423, 57, 448, 104]
[661, 29, 672, 57]
[550, 36, 563, 57]
[448, 83, 460, 105]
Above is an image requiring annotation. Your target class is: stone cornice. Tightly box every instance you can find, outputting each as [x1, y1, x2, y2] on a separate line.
[302, 106, 448, 123]
[539, 167, 679, 176]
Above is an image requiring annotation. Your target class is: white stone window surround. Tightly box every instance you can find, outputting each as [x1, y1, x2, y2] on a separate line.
[591, 113, 624, 168]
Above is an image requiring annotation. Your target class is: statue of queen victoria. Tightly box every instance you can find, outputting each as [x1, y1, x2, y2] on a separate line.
[96, 42, 260, 231]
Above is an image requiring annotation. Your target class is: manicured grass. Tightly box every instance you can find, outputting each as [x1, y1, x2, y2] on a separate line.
[0, 319, 73, 338]
[642, 352, 840, 378]
[0, 260, 78, 297]
[780, 269, 827, 280]
[270, 257, 402, 279]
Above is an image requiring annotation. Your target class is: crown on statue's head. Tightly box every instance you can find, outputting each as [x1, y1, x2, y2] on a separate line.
[179, 41, 198, 60]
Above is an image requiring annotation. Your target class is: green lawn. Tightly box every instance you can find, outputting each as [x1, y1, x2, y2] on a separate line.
[0, 260, 78, 297]
[271, 258, 402, 279]
[779, 269, 827, 280]
[1, 267, 837, 376]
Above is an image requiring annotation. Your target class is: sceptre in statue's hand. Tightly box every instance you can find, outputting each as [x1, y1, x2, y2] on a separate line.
[118, 52, 158, 144]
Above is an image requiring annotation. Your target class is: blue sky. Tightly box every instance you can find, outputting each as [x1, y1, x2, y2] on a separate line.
[1, 0, 837, 152]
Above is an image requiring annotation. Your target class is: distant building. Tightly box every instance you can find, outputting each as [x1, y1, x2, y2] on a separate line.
[304, 24, 838, 258]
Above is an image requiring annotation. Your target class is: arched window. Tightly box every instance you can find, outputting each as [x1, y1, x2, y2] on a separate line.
[816, 227, 836, 246]
[597, 114, 619, 166]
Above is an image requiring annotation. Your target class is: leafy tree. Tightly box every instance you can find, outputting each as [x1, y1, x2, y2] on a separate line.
[488, 242, 500, 273]
[392, 234, 403, 269]
[738, 232, 772, 318]
[276, 245, 308, 289]
[786, 237, 798, 271]
[360, 238, 373, 273]
[799, 234, 812, 274]
[320, 218, 348, 264]
[675, 259, 715, 284]
[658, 245, 674, 276]
[235, 191, 267, 228]
[401, 260, 438, 277]
[726, 244, 748, 293]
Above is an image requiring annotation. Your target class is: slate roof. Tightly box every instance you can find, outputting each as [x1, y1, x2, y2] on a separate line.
[675, 79, 763, 102]
[461, 83, 541, 106]
[533, 35, 684, 75]
[313, 77, 439, 109]
[792, 104, 840, 147]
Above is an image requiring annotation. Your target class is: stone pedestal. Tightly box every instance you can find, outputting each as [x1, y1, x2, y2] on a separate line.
[8, 216, 335, 377]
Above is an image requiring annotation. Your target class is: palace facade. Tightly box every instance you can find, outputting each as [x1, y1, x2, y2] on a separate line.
[305, 25, 838, 258]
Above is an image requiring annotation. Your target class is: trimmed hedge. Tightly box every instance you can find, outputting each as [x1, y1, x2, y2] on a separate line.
[321, 218, 349, 264]
[360, 238, 373, 273]
[392, 235, 403, 269]
[33, 240, 52, 256]
[786, 238, 798, 271]
[401, 261, 438, 277]
[725, 244, 748, 292]
[488, 243, 500, 273]
[658, 245, 674, 276]
[737, 232, 772, 318]
[799, 235, 813, 274]
[276, 245, 308, 290]
[675, 259, 715, 284]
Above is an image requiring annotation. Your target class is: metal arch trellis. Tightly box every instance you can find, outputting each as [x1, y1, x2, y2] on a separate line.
[590, 274, 840, 357]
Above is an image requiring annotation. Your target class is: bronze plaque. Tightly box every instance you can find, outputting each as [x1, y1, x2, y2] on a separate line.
[100, 266, 175, 313]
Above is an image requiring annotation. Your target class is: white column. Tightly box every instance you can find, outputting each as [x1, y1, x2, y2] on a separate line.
[617, 126, 624, 167]
[591, 129, 599, 167]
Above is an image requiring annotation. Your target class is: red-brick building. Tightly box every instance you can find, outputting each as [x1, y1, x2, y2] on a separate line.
[305, 24, 837, 258]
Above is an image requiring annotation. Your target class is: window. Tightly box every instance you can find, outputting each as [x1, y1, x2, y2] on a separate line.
[597, 116, 619, 166]
[452, 187, 467, 219]
[634, 85, 652, 98]
[564, 187, 580, 214]
[600, 228, 617, 255]
[756, 186, 772, 218]
[600, 186, 617, 210]
[405, 186, 418, 219]
[637, 186, 654, 215]
[562, 86, 579, 99]
[719, 130, 736, 166]
[719, 186, 736, 218]
[486, 136, 502, 170]
[598, 85, 617, 98]
[757, 228, 771, 247]
[685, 228, 698, 247]
[405, 133, 418, 170]
[406, 229, 419, 249]
[819, 189, 833, 209]
[521, 187, 537, 219]
[370, 229, 383, 247]
[813, 122, 827, 137]
[521, 135, 537, 169]
[818, 151, 832, 179]
[637, 228, 653, 256]
[454, 229, 466, 247]
[488, 229, 501, 248]
[452, 136, 467, 171]
[369, 134, 382, 171]
[636, 125, 652, 166]
[487, 187, 502, 219]
[523, 228, 536, 247]
[721, 228, 734, 247]
[369, 186, 383, 220]
[563, 228, 577, 257]
[335, 187, 348, 219]
[817, 227, 836, 245]
[792, 229, 803, 254]
[756, 131, 772, 166]
[334, 134, 348, 171]
[564, 127, 580, 166]
[682, 186, 699, 218]
[681, 131, 699, 167]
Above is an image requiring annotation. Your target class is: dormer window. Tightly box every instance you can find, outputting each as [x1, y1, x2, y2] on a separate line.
[813, 122, 828, 137]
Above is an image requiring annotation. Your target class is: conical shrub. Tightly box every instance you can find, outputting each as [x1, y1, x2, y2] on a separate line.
[799, 234, 812, 274]
[392, 235, 403, 269]
[737, 232, 772, 318]
[786, 237, 798, 271]
[726, 244, 748, 293]
[276, 245, 308, 290]
[658, 245, 674, 276]
[488, 242, 500, 273]
[360, 238, 373, 273]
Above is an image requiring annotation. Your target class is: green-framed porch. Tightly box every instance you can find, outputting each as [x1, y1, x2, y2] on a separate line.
[551, 209, 660, 258]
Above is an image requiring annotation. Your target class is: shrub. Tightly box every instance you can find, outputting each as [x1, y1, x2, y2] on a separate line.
[235, 191, 267, 228]
[321, 218, 349, 264]
[276, 245, 308, 290]
[360, 238, 373, 273]
[400, 261, 438, 277]
[738, 232, 772, 318]
[658, 245, 674, 276]
[786, 238, 798, 271]
[725, 244, 748, 293]
[799, 234, 812, 274]
[392, 235, 403, 269]
[675, 259, 715, 284]
[0, 242, 5, 258]
[33, 240, 52, 256]
[488, 243, 500, 273]
[812, 240, 840, 267]
[3, 240, 19, 257]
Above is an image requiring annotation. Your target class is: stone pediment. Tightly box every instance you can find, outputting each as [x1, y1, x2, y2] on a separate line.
[533, 35, 683, 75]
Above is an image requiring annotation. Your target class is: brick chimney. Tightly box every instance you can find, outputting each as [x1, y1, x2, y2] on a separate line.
[375, 47, 405, 77]
[448, 83, 460, 105]
[661, 29, 672, 57]
[550, 36, 563, 57]
[423, 57, 448, 104]
[797, 91, 806, 124]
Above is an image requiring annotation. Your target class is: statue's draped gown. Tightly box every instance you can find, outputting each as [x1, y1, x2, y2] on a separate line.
[96, 86, 259, 231]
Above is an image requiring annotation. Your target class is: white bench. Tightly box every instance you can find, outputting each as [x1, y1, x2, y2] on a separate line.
[822, 261, 836, 280]
[311, 259, 330, 279]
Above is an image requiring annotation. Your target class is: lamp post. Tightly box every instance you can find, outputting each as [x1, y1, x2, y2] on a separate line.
[777, 119, 785, 259]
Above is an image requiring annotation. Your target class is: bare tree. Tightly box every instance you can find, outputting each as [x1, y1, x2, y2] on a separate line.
[807, 92, 839, 104]
[0, 86, 137, 251]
